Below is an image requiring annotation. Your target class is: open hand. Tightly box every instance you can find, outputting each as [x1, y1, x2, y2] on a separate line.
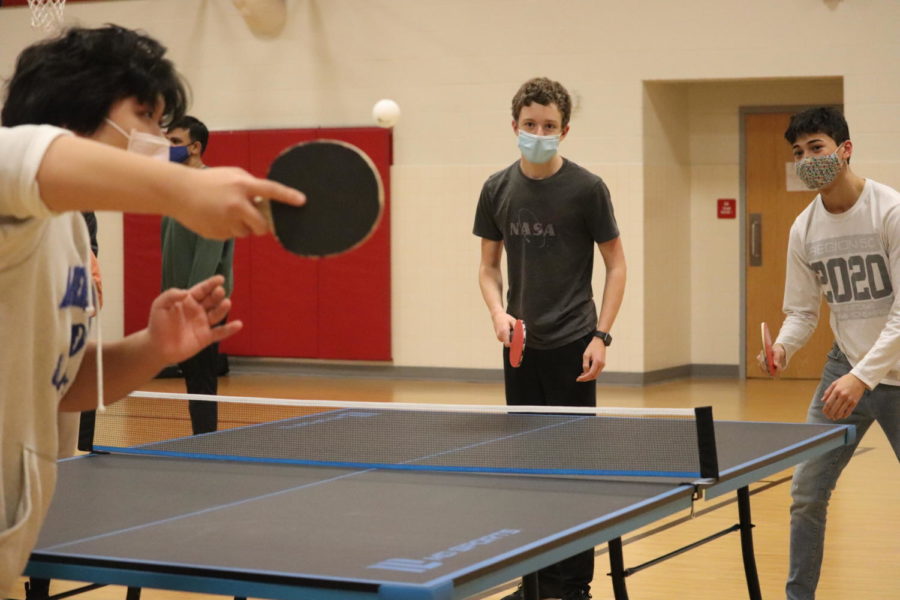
[147, 275, 243, 364]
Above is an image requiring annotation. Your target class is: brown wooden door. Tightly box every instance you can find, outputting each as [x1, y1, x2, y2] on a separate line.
[744, 112, 833, 379]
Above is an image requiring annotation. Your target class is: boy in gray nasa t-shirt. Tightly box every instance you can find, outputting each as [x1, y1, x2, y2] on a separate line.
[474, 157, 618, 348]
[473, 77, 626, 600]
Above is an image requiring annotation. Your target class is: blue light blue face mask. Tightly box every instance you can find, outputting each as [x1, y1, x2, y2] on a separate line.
[169, 145, 190, 163]
[517, 130, 559, 164]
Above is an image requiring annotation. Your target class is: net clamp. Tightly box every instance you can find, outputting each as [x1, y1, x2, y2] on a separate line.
[690, 485, 704, 518]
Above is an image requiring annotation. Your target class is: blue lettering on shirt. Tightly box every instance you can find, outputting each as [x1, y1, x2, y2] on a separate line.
[53, 265, 93, 393]
[59, 265, 90, 310]
[69, 323, 87, 356]
[51, 354, 69, 391]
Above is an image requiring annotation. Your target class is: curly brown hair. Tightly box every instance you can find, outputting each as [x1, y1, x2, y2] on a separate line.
[511, 77, 572, 128]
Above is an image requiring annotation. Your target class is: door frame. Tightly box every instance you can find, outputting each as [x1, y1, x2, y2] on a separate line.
[737, 104, 842, 379]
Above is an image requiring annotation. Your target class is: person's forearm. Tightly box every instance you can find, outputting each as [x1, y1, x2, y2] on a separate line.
[58, 332, 166, 412]
[36, 135, 195, 217]
[478, 265, 506, 317]
[777, 248, 822, 361]
[597, 262, 626, 332]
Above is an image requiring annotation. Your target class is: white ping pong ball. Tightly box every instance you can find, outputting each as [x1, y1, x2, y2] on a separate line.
[372, 99, 401, 128]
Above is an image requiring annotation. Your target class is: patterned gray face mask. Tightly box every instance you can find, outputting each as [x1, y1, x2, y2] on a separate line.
[795, 144, 845, 190]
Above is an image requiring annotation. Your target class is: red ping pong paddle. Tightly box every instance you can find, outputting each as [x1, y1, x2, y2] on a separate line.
[509, 319, 526, 368]
[761, 322, 776, 376]
[256, 140, 384, 258]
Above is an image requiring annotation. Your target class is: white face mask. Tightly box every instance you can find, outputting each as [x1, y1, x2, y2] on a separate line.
[105, 118, 171, 161]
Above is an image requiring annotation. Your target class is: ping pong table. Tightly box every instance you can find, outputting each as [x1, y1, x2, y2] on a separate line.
[24, 400, 853, 600]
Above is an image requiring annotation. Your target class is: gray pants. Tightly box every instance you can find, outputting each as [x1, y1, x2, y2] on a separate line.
[786, 345, 900, 599]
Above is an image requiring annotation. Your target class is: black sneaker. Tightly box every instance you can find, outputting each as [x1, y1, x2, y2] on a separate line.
[559, 589, 591, 600]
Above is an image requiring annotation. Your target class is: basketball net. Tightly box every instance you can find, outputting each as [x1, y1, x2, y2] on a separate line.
[28, 0, 66, 33]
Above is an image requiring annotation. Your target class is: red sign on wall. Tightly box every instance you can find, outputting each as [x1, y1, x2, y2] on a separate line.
[717, 198, 736, 219]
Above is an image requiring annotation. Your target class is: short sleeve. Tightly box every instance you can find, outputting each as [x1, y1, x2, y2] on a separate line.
[585, 179, 619, 244]
[473, 180, 503, 241]
[0, 125, 73, 219]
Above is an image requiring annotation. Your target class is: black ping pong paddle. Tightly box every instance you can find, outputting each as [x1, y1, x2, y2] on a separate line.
[256, 139, 384, 258]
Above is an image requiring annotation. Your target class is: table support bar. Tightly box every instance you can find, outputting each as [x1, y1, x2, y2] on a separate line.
[605, 485, 763, 600]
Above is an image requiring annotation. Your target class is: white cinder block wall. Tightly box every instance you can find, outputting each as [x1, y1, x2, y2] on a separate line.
[1, 0, 897, 375]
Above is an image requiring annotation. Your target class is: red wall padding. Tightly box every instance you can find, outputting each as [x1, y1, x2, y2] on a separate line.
[0, 0, 95, 5]
[122, 214, 163, 336]
[123, 128, 392, 361]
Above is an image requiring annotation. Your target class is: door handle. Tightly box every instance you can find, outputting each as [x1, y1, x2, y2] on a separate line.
[749, 213, 762, 266]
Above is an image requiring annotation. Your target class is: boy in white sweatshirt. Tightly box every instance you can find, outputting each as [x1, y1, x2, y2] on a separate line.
[763, 106, 900, 599]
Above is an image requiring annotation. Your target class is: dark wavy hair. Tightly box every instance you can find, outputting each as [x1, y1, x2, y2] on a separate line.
[784, 107, 849, 146]
[2, 25, 189, 134]
[511, 77, 572, 128]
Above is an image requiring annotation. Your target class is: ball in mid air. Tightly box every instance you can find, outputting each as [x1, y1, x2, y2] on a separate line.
[372, 99, 401, 128]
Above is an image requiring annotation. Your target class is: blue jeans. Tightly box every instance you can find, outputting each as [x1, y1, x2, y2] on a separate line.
[786, 345, 900, 599]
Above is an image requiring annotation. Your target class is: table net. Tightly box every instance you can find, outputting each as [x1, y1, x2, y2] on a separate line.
[88, 392, 719, 480]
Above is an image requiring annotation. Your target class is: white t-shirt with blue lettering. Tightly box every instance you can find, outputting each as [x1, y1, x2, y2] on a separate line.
[0, 125, 94, 588]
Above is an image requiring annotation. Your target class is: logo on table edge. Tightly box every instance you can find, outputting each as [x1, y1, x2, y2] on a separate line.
[368, 528, 522, 573]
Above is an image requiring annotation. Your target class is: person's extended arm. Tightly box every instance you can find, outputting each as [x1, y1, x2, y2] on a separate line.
[763, 222, 821, 380]
[774, 225, 823, 367]
[578, 236, 626, 382]
[478, 238, 515, 345]
[36, 134, 304, 240]
[846, 206, 900, 387]
[58, 276, 240, 412]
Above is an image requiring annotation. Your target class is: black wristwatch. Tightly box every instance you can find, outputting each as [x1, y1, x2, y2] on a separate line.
[593, 330, 612, 346]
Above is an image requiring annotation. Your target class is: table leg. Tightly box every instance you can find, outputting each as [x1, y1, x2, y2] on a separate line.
[608, 537, 629, 600]
[522, 572, 540, 600]
[737, 486, 762, 600]
[24, 578, 50, 600]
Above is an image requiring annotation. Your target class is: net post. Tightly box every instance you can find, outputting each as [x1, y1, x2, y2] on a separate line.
[694, 406, 719, 479]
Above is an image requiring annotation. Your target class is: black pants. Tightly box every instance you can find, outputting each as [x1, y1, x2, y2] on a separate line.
[503, 332, 597, 596]
[77, 410, 96, 451]
[180, 338, 220, 435]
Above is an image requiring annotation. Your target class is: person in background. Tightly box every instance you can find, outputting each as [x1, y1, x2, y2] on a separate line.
[163, 115, 234, 434]
[473, 76, 627, 600]
[760, 106, 900, 600]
